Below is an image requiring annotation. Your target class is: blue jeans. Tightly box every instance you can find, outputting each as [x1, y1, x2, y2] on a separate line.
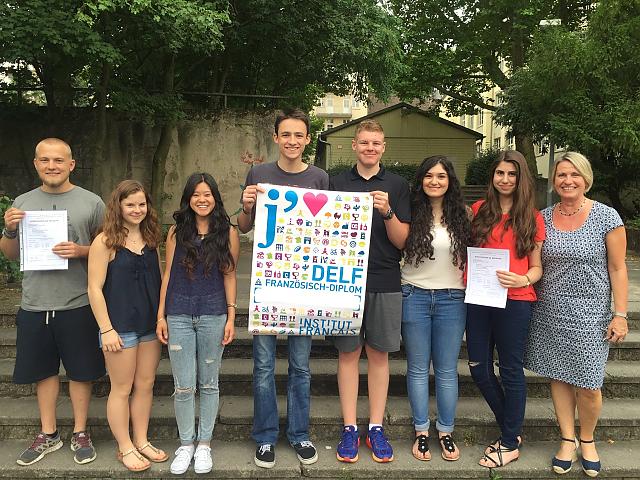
[252, 334, 312, 445]
[167, 314, 226, 445]
[401, 285, 466, 433]
[466, 300, 532, 450]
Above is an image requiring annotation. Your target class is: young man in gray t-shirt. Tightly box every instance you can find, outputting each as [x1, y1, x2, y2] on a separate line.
[1, 138, 105, 466]
[238, 109, 328, 469]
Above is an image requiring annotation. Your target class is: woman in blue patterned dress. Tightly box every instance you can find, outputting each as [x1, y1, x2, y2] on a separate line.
[524, 152, 629, 478]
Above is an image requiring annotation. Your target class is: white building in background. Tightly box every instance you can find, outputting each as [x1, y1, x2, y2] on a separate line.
[313, 93, 368, 130]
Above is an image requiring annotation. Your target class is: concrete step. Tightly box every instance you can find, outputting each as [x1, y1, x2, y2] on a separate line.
[0, 357, 638, 399]
[0, 310, 252, 328]
[0, 438, 639, 479]
[2, 327, 639, 361]
[1, 395, 638, 443]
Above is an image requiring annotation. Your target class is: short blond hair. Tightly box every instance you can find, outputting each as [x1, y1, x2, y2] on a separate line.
[354, 119, 384, 137]
[34, 138, 72, 159]
[552, 151, 593, 192]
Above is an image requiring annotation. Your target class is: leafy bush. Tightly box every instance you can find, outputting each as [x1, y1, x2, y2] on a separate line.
[0, 196, 22, 284]
[465, 147, 501, 185]
[626, 217, 640, 230]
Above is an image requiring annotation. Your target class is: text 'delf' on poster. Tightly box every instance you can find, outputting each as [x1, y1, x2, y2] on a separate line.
[249, 184, 372, 336]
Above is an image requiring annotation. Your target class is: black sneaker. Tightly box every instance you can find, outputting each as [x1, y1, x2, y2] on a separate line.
[254, 443, 275, 469]
[70, 431, 97, 464]
[16, 432, 63, 466]
[292, 440, 318, 465]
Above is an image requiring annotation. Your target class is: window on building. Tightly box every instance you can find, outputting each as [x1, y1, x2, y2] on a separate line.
[326, 123, 334, 129]
[468, 114, 474, 129]
[477, 109, 484, 126]
[326, 97, 333, 107]
[353, 100, 361, 108]
[343, 98, 351, 109]
[319, 97, 325, 107]
[495, 93, 503, 106]
[494, 137, 502, 149]
[460, 116, 466, 127]
[507, 133, 515, 149]
[342, 119, 349, 124]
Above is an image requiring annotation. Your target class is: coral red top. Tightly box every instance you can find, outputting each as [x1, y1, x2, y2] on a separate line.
[470, 200, 545, 301]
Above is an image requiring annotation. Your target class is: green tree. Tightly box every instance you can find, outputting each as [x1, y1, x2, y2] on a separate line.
[497, 0, 640, 218]
[390, 0, 593, 172]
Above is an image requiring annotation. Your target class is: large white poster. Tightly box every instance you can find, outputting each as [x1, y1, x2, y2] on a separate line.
[249, 184, 373, 336]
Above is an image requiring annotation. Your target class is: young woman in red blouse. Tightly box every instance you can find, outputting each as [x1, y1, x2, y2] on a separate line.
[467, 150, 544, 468]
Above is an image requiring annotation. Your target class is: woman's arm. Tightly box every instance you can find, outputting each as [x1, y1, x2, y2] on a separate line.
[606, 226, 629, 342]
[156, 226, 177, 345]
[87, 233, 123, 352]
[496, 241, 543, 288]
[222, 226, 240, 345]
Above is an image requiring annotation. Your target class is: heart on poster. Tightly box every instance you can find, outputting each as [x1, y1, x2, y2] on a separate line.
[303, 192, 328, 216]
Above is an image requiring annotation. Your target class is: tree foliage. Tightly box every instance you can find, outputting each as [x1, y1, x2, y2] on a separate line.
[389, 0, 593, 171]
[497, 0, 640, 217]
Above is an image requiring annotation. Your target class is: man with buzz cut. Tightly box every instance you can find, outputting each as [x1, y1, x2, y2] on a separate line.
[0, 138, 106, 466]
[238, 108, 329, 469]
[330, 119, 411, 464]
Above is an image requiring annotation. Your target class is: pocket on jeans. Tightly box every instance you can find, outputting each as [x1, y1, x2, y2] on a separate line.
[401, 284, 413, 298]
[449, 289, 465, 300]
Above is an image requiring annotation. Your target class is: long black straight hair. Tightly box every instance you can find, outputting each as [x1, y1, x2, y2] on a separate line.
[172, 172, 234, 276]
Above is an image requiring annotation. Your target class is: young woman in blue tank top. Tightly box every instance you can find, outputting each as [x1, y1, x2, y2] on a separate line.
[156, 172, 239, 475]
[88, 180, 166, 472]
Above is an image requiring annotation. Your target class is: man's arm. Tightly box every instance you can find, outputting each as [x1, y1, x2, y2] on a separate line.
[370, 190, 409, 250]
[0, 207, 24, 260]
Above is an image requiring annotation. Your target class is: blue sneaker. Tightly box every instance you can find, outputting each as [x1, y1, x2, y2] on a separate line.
[336, 426, 359, 463]
[366, 426, 394, 463]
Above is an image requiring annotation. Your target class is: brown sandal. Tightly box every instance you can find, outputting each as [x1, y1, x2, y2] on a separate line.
[117, 447, 151, 472]
[136, 442, 169, 463]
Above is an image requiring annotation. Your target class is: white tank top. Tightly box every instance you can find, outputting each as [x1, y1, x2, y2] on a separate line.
[401, 223, 465, 290]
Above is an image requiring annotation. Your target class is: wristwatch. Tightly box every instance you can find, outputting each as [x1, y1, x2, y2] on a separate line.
[382, 207, 395, 220]
[1, 227, 17, 239]
[613, 311, 628, 320]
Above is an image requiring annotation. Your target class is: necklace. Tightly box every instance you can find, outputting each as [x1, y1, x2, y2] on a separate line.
[557, 198, 586, 216]
[197, 232, 208, 240]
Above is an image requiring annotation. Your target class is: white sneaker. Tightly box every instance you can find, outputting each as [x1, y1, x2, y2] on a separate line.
[194, 445, 213, 474]
[170, 444, 195, 475]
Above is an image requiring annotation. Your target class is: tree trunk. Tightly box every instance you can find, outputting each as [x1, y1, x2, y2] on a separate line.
[151, 53, 176, 222]
[93, 61, 111, 192]
[515, 133, 538, 176]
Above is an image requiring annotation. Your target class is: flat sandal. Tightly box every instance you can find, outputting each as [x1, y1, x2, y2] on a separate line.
[136, 442, 169, 463]
[412, 434, 431, 461]
[438, 434, 460, 461]
[479, 440, 519, 468]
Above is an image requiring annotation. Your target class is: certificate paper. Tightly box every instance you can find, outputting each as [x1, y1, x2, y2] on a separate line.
[465, 247, 509, 309]
[19, 210, 68, 271]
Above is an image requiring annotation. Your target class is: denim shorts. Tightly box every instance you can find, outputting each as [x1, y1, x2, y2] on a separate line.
[98, 329, 157, 349]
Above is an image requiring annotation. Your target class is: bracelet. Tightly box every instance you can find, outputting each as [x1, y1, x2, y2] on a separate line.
[613, 311, 628, 320]
[1, 227, 17, 239]
[100, 328, 114, 335]
[227, 303, 238, 309]
[523, 274, 531, 287]
[156, 317, 166, 323]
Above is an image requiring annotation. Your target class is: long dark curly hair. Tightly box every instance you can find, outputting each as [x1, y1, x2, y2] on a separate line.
[172, 172, 234, 276]
[404, 156, 471, 270]
[102, 179, 161, 249]
[471, 150, 538, 258]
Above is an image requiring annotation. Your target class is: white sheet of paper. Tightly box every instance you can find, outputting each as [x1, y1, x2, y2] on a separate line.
[464, 247, 510, 309]
[19, 210, 68, 271]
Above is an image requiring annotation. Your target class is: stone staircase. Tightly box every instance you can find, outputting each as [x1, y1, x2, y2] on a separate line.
[0, 308, 638, 479]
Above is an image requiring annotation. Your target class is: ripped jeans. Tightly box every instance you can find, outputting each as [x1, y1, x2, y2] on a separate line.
[466, 300, 531, 450]
[167, 314, 226, 445]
